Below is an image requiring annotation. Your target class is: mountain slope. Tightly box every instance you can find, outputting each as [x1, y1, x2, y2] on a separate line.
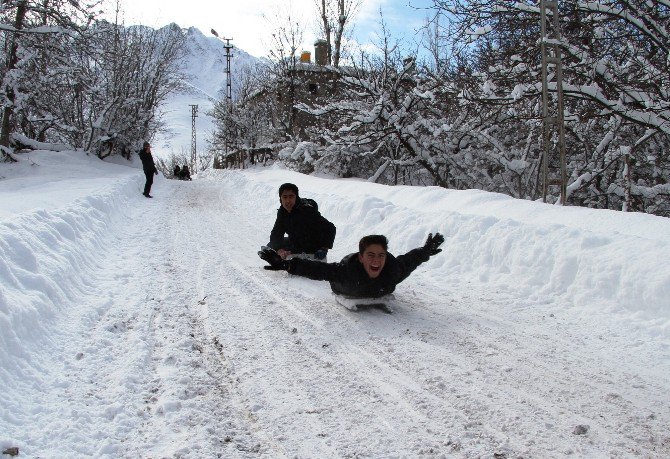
[155, 26, 262, 158]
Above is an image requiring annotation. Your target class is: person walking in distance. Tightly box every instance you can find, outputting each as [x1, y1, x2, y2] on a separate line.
[139, 141, 158, 198]
[180, 164, 192, 181]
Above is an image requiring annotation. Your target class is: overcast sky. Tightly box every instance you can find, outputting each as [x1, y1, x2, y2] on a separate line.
[105, 0, 436, 58]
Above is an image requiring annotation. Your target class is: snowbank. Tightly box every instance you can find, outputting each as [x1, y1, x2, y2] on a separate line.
[210, 167, 670, 338]
[0, 151, 142, 380]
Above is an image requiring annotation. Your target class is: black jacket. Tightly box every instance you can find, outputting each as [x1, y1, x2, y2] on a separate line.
[287, 247, 430, 298]
[269, 198, 336, 254]
[139, 150, 157, 174]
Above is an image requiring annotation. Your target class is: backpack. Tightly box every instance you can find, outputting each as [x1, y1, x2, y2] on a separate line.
[301, 198, 318, 211]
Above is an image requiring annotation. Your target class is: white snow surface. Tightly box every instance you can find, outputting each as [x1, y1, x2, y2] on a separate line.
[1, 150, 669, 458]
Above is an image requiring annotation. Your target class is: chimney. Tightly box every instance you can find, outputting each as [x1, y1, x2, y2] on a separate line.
[314, 39, 328, 66]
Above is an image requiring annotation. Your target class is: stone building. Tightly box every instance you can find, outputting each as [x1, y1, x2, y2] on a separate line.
[250, 39, 344, 142]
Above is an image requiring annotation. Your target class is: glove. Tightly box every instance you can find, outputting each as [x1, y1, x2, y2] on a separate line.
[423, 232, 444, 256]
[314, 248, 328, 260]
[258, 248, 289, 271]
[154, 170, 159, 175]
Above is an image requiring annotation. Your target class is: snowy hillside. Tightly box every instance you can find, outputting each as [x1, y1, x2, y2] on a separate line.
[155, 26, 261, 158]
[1, 150, 669, 457]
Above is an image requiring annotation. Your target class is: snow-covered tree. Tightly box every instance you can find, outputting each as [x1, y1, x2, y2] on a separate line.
[208, 61, 284, 167]
[0, 0, 100, 160]
[210, 0, 668, 215]
[261, 10, 306, 141]
[1, 0, 186, 160]
[313, 0, 361, 66]
[427, 0, 670, 213]
[210, 9, 308, 162]
[84, 22, 186, 158]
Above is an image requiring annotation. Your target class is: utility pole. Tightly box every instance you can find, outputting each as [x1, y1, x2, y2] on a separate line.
[189, 104, 198, 171]
[223, 38, 233, 106]
[540, 0, 567, 204]
[211, 29, 234, 167]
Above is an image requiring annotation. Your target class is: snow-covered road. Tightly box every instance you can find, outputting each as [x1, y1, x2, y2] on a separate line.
[2, 155, 669, 458]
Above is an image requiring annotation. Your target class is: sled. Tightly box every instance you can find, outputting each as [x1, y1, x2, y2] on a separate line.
[333, 293, 396, 314]
[260, 246, 326, 263]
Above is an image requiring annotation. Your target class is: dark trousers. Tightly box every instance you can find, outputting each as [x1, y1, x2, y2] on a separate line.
[143, 172, 154, 195]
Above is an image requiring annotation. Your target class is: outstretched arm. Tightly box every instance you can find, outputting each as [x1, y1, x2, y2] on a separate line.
[394, 232, 445, 282]
[287, 257, 340, 281]
[258, 247, 340, 281]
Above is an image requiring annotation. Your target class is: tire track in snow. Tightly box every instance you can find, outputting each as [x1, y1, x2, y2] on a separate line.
[182, 181, 498, 456]
[138, 180, 290, 458]
[168, 182, 342, 457]
[155, 179, 455, 455]
[403, 286, 670, 456]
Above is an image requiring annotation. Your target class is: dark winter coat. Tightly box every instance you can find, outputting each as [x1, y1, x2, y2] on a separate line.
[286, 247, 431, 298]
[269, 198, 336, 254]
[139, 150, 157, 174]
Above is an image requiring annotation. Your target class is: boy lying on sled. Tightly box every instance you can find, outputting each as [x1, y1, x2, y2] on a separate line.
[258, 233, 444, 311]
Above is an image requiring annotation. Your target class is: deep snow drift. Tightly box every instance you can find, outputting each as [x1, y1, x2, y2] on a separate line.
[1, 150, 669, 458]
